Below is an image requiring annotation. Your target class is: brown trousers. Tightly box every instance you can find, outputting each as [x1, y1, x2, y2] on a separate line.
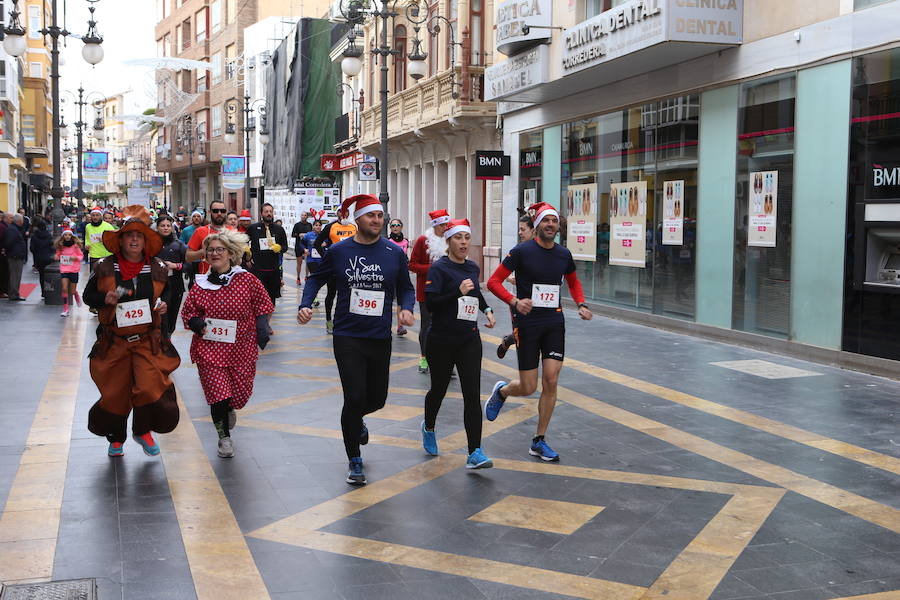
[87, 331, 181, 443]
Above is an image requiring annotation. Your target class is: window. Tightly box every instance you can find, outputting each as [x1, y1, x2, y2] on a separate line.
[181, 19, 191, 50]
[225, 44, 236, 79]
[393, 25, 407, 93]
[195, 8, 207, 42]
[211, 0, 221, 33]
[0, 61, 6, 98]
[855, 0, 891, 8]
[157, 37, 165, 58]
[211, 52, 222, 85]
[157, 0, 167, 22]
[28, 5, 40, 39]
[428, 1, 439, 76]
[470, 0, 483, 66]
[196, 110, 208, 142]
[22, 115, 35, 145]
[29, 62, 41, 78]
[196, 70, 206, 92]
[226, 0, 236, 24]
[175, 24, 182, 51]
[164, 33, 171, 57]
[368, 41, 375, 104]
[211, 104, 222, 137]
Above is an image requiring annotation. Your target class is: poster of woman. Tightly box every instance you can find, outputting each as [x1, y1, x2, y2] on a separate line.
[663, 180, 685, 246]
[565, 183, 597, 261]
[609, 180, 647, 267]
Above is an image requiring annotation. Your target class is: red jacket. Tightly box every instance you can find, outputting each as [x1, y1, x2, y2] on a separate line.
[408, 235, 431, 302]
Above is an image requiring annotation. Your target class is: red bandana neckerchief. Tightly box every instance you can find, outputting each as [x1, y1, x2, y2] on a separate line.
[116, 253, 148, 280]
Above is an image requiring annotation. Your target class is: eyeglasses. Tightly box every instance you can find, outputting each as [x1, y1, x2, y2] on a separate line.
[205, 247, 227, 255]
[210, 208, 227, 214]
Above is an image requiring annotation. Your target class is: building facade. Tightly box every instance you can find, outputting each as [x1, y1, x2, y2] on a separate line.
[0, 50, 26, 212]
[486, 0, 900, 363]
[19, 0, 53, 214]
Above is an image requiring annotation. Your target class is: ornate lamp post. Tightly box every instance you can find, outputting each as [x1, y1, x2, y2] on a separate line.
[3, 0, 103, 229]
[224, 93, 270, 210]
[405, 0, 463, 97]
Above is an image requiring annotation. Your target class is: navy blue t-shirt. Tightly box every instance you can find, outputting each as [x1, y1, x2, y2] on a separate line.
[425, 256, 489, 340]
[502, 239, 576, 326]
[300, 237, 416, 339]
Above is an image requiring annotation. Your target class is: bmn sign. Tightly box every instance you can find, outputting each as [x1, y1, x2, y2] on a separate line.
[475, 151, 511, 181]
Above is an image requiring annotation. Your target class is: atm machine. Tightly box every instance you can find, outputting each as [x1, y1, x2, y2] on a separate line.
[853, 202, 900, 293]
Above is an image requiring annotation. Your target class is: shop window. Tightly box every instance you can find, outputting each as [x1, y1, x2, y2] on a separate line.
[855, 0, 891, 8]
[557, 94, 700, 319]
[733, 74, 796, 338]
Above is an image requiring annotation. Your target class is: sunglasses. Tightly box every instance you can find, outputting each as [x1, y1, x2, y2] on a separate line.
[210, 208, 227, 214]
[390, 223, 401, 227]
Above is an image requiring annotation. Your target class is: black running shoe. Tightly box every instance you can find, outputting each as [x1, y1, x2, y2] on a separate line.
[496, 334, 515, 359]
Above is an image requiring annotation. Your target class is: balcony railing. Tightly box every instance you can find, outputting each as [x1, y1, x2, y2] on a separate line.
[359, 66, 493, 147]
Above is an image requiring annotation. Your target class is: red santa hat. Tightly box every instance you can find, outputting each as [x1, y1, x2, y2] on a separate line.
[428, 209, 450, 227]
[528, 202, 559, 226]
[90, 206, 103, 215]
[340, 194, 383, 220]
[443, 218, 471, 239]
[238, 209, 252, 221]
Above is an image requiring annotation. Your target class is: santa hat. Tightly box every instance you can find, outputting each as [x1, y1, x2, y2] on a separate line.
[90, 207, 103, 215]
[428, 209, 450, 227]
[191, 209, 203, 217]
[239, 209, 252, 221]
[443, 218, 471, 239]
[341, 194, 383, 220]
[528, 202, 559, 226]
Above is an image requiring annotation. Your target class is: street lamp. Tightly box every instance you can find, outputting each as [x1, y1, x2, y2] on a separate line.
[336, 83, 362, 140]
[405, 0, 462, 98]
[225, 94, 270, 210]
[62, 87, 105, 207]
[175, 114, 203, 210]
[3, 0, 103, 230]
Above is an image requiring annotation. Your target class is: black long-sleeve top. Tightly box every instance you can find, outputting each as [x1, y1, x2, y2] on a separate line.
[424, 256, 490, 340]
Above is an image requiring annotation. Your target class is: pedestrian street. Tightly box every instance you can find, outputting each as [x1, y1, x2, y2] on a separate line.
[0, 275, 898, 600]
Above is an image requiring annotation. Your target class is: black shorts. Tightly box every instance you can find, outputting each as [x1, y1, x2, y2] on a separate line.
[252, 269, 281, 303]
[515, 322, 565, 371]
[61, 273, 80, 284]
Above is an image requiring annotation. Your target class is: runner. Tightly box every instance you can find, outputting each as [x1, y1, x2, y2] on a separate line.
[301, 219, 324, 307]
[180, 210, 203, 244]
[496, 214, 535, 359]
[290, 211, 312, 285]
[85, 207, 116, 271]
[55, 229, 83, 317]
[155, 215, 189, 336]
[420, 218, 495, 469]
[408, 209, 450, 373]
[297, 194, 415, 485]
[185, 199, 231, 275]
[181, 229, 273, 458]
[485, 202, 592, 462]
[82, 205, 180, 457]
[246, 202, 287, 333]
[313, 209, 357, 334]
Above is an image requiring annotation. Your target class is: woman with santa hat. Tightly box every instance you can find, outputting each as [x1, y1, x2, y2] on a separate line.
[408, 209, 450, 373]
[420, 218, 496, 469]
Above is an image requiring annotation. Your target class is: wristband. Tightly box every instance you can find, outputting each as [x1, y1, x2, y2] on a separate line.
[578, 303, 588, 309]
[484, 307, 493, 314]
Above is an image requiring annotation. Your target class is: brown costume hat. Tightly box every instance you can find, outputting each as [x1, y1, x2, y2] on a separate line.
[101, 205, 163, 258]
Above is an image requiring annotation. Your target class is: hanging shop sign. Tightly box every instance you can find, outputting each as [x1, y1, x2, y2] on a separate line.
[359, 160, 378, 181]
[485, 44, 550, 102]
[475, 151, 511, 180]
[561, 0, 742, 76]
[609, 180, 647, 267]
[221, 155, 246, 190]
[662, 179, 684, 245]
[495, 0, 553, 56]
[565, 183, 597, 261]
[320, 150, 364, 172]
[748, 170, 777, 248]
[82, 151, 109, 185]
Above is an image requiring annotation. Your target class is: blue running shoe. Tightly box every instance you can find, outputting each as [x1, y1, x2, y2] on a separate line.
[529, 439, 559, 462]
[466, 448, 493, 469]
[346, 457, 366, 485]
[135, 432, 160, 456]
[421, 421, 438, 456]
[360, 421, 369, 446]
[485, 381, 508, 421]
[108, 442, 124, 457]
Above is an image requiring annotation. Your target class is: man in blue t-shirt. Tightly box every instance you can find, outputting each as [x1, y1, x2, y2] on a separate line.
[300, 219, 324, 306]
[485, 202, 593, 462]
[298, 195, 415, 486]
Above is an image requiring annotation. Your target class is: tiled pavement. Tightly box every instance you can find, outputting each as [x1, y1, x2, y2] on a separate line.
[0, 261, 898, 600]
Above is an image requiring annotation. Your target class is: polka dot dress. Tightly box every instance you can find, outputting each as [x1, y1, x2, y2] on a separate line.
[181, 271, 274, 408]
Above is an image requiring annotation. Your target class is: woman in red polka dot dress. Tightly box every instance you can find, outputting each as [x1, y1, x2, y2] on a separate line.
[181, 229, 274, 458]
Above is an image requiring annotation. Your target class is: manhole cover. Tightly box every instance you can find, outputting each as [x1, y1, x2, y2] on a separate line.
[0, 579, 96, 600]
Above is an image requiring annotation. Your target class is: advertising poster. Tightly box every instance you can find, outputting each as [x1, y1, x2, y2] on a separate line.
[82, 151, 108, 185]
[565, 183, 597, 261]
[523, 188, 536, 206]
[748, 170, 777, 248]
[266, 184, 341, 237]
[221, 155, 246, 190]
[609, 180, 647, 268]
[662, 180, 684, 246]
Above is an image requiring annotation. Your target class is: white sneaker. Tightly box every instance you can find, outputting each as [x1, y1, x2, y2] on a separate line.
[217, 436, 234, 458]
[60, 310, 69, 317]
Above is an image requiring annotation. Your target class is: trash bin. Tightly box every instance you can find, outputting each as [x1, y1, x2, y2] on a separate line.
[43, 261, 64, 305]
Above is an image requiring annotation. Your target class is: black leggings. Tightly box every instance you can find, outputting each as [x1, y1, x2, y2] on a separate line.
[325, 278, 337, 320]
[210, 398, 230, 438]
[418, 302, 432, 357]
[424, 334, 483, 454]
[333, 335, 392, 459]
[165, 286, 184, 335]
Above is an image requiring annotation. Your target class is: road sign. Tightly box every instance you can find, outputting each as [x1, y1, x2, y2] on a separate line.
[359, 161, 377, 181]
